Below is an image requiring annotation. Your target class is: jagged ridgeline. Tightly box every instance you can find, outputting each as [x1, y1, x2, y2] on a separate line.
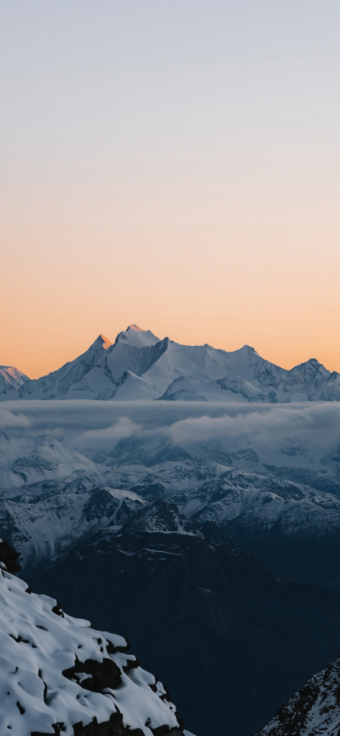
[2, 324, 340, 401]
[256, 655, 340, 736]
[0, 539, 190, 736]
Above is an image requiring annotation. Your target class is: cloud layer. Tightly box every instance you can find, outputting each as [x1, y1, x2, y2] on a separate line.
[2, 400, 340, 471]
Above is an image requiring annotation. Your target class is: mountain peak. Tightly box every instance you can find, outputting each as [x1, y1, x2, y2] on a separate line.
[242, 344, 256, 352]
[114, 325, 161, 349]
[98, 334, 112, 349]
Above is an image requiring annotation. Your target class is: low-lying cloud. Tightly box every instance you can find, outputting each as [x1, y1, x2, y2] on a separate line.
[0, 408, 31, 429]
[2, 400, 340, 466]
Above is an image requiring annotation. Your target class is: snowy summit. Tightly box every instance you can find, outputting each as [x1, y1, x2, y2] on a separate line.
[2, 324, 340, 402]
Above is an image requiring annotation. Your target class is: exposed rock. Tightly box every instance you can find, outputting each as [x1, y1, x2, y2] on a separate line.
[0, 538, 185, 736]
[256, 654, 340, 736]
[0, 538, 22, 574]
[63, 657, 122, 692]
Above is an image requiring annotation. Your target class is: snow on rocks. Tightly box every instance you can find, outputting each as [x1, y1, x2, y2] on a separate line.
[0, 542, 185, 736]
[256, 655, 340, 736]
[0, 366, 29, 398]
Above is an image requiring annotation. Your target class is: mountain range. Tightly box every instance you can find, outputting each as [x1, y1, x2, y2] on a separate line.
[2, 324, 340, 402]
[4, 325, 340, 733]
[2, 413, 340, 589]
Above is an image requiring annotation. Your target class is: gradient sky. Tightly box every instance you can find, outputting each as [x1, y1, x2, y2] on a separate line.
[1, 0, 340, 379]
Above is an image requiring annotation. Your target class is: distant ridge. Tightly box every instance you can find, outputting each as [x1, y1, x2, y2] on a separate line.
[0, 365, 29, 397]
[2, 325, 340, 402]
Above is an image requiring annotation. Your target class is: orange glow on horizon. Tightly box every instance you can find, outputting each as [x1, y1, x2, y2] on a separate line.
[2, 141, 339, 380]
[1, 186, 339, 380]
[2, 311, 340, 381]
[1, 0, 340, 381]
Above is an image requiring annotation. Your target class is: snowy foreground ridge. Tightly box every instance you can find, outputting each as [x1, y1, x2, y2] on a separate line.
[0, 541, 187, 736]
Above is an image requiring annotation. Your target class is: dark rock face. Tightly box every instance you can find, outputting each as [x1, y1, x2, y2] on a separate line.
[73, 712, 143, 735]
[31, 700, 183, 735]
[151, 728, 183, 736]
[0, 539, 22, 574]
[72, 713, 182, 736]
[30, 707, 152, 735]
[30, 510, 340, 736]
[31, 726, 66, 736]
[63, 657, 122, 692]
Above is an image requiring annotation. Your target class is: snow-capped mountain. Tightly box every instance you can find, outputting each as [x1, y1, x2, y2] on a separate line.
[256, 654, 340, 736]
[3, 323, 340, 401]
[0, 539, 187, 736]
[3, 425, 340, 734]
[0, 365, 29, 398]
[2, 424, 340, 585]
[0, 482, 145, 572]
[0, 432, 98, 490]
[15, 326, 167, 401]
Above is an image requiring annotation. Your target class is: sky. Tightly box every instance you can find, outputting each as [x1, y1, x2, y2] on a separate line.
[1, 0, 340, 379]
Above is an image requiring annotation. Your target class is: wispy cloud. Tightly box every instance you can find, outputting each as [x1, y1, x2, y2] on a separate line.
[0, 408, 31, 429]
[2, 400, 340, 466]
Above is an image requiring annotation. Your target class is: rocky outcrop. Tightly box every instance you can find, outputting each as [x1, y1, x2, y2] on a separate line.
[0, 538, 22, 574]
[256, 655, 340, 736]
[0, 539, 186, 736]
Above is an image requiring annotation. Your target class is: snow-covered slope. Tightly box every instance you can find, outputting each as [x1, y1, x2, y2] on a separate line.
[16, 334, 115, 401]
[0, 484, 145, 571]
[15, 326, 166, 401]
[2, 411, 340, 585]
[4, 323, 340, 402]
[0, 432, 99, 490]
[2, 419, 340, 583]
[0, 365, 29, 398]
[257, 654, 340, 736]
[0, 540, 185, 736]
[114, 324, 161, 348]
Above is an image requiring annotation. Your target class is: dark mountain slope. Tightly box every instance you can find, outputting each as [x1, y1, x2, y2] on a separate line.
[30, 501, 340, 736]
